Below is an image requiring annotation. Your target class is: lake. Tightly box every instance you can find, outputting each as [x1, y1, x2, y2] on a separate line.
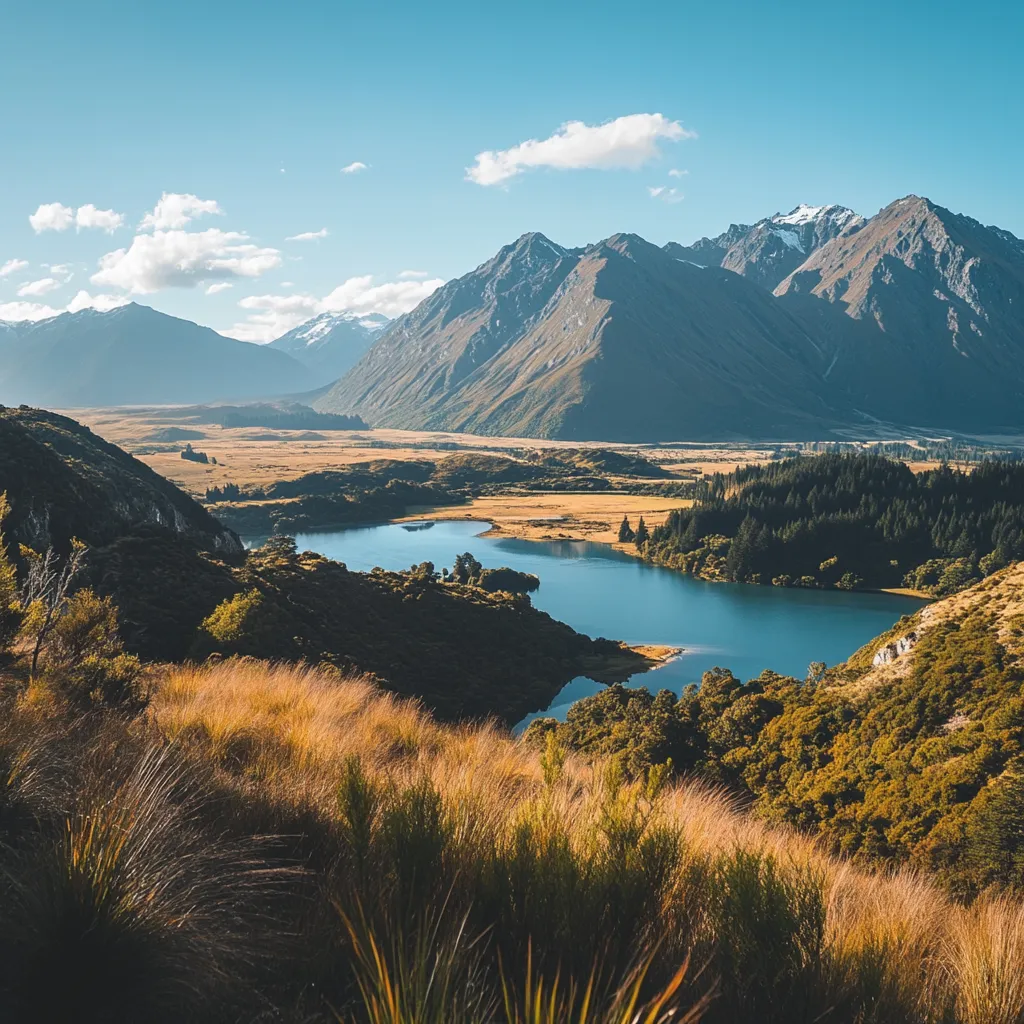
[276, 520, 925, 726]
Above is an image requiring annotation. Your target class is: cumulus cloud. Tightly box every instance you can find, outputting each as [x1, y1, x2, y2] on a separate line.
[668, 168, 688, 178]
[75, 204, 125, 233]
[648, 186, 684, 204]
[398, 269, 430, 279]
[66, 290, 129, 313]
[205, 282, 233, 295]
[341, 161, 368, 174]
[92, 228, 282, 294]
[228, 274, 444, 342]
[30, 202, 75, 232]
[30, 203, 125, 233]
[0, 259, 28, 278]
[466, 113, 695, 186]
[17, 277, 61, 297]
[0, 301, 61, 322]
[139, 192, 222, 231]
[286, 228, 329, 241]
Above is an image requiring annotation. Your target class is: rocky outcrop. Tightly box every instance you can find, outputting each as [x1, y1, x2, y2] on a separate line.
[872, 630, 918, 666]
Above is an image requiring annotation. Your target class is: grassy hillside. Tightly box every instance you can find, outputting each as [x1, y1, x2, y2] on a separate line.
[4, 656, 1024, 1023]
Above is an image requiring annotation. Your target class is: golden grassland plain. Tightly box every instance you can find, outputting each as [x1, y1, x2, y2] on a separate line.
[65, 406, 957, 550]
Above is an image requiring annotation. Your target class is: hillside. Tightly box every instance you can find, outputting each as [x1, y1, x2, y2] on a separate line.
[0, 407, 654, 716]
[317, 232, 867, 440]
[268, 310, 389, 387]
[0, 405, 241, 555]
[0, 303, 315, 406]
[531, 560, 1024, 896]
[3, 654, 1024, 1022]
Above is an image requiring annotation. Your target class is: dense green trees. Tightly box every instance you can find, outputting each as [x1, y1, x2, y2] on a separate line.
[646, 454, 1024, 595]
[528, 597, 1024, 896]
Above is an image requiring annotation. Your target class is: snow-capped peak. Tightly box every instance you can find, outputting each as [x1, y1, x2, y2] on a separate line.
[773, 204, 828, 226]
[294, 311, 389, 346]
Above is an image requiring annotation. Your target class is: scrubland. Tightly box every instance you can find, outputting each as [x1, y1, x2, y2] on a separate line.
[4, 656, 1024, 1023]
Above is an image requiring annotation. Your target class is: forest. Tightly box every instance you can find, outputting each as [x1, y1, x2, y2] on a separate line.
[645, 453, 1024, 595]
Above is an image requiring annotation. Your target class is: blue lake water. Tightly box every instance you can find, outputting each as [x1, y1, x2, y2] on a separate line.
[277, 520, 925, 725]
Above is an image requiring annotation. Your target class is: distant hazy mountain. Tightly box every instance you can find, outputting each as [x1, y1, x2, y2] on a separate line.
[268, 311, 389, 387]
[666, 204, 865, 290]
[0, 303, 315, 407]
[316, 232, 864, 440]
[775, 195, 1024, 429]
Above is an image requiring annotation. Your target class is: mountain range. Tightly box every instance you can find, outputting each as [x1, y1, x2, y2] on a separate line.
[316, 196, 1024, 439]
[2, 194, 1022, 438]
[0, 303, 315, 407]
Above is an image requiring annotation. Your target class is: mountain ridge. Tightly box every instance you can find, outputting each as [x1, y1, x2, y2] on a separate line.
[0, 303, 315, 407]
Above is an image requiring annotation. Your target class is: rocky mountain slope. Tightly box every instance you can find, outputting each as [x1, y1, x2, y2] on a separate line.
[0, 303, 315, 406]
[268, 311, 389, 387]
[666, 204, 865, 290]
[320, 196, 1024, 440]
[775, 196, 1024, 429]
[316, 231, 872, 440]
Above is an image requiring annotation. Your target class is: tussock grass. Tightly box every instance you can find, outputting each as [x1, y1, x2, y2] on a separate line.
[5, 657, 1024, 1020]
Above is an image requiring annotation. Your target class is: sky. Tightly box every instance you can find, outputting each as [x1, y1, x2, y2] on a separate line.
[1, 0, 1021, 341]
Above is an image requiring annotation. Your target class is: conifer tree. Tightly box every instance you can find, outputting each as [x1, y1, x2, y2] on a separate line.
[617, 516, 635, 543]
[634, 517, 649, 548]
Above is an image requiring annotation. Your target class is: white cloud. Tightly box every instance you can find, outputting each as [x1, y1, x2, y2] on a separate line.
[0, 259, 28, 278]
[0, 301, 61, 322]
[17, 277, 60, 297]
[286, 228, 329, 241]
[66, 290, 129, 313]
[75, 204, 125, 233]
[139, 192, 222, 231]
[321, 276, 444, 317]
[668, 168, 688, 178]
[466, 113, 695, 186]
[92, 228, 282, 294]
[648, 186, 684, 204]
[228, 274, 444, 342]
[398, 269, 430, 279]
[205, 282, 233, 295]
[341, 161, 368, 174]
[30, 202, 75, 233]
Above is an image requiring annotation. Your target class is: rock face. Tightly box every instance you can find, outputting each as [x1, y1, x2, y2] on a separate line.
[0, 303, 315, 407]
[316, 232, 865, 440]
[0, 405, 241, 555]
[872, 631, 918, 666]
[775, 196, 1024, 430]
[268, 311, 389, 388]
[666, 204, 865, 291]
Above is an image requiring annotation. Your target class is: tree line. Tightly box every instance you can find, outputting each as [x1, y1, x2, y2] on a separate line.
[643, 453, 1024, 595]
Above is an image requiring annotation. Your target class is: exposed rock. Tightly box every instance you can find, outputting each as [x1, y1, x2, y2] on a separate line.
[872, 631, 918, 666]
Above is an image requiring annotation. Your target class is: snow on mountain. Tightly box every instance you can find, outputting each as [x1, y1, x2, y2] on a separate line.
[269, 311, 391, 387]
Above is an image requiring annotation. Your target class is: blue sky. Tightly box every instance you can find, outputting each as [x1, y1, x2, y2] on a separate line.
[2, 0, 1021, 340]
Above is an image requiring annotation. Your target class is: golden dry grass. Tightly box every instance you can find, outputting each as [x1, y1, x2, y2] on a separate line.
[150, 658, 1024, 1022]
